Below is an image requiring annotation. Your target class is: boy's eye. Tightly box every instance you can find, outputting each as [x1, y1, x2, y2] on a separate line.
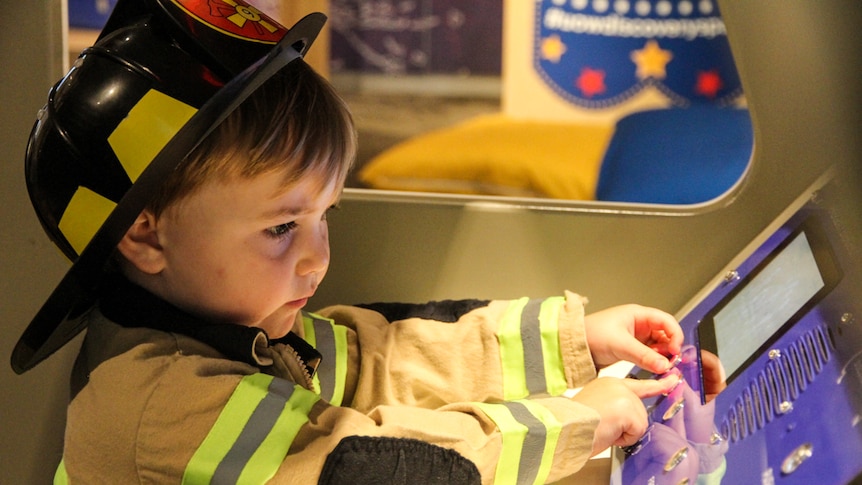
[266, 221, 297, 239]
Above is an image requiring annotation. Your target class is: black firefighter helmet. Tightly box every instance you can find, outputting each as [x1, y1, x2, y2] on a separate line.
[12, 0, 326, 374]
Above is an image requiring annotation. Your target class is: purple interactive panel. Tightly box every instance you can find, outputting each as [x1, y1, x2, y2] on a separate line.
[612, 205, 862, 484]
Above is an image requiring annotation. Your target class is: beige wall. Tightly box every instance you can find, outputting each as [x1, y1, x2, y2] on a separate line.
[1, 2, 79, 482]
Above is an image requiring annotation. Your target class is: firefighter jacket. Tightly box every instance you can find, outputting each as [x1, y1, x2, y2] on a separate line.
[55, 276, 601, 484]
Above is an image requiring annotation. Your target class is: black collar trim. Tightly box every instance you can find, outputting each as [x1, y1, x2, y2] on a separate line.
[97, 273, 320, 373]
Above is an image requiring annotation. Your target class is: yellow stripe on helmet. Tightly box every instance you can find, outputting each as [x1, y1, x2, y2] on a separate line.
[108, 89, 198, 183]
[58, 186, 117, 256]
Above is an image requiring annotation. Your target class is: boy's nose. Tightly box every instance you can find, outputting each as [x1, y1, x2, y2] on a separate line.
[296, 227, 330, 276]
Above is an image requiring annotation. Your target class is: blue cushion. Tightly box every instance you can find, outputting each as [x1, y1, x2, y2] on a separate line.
[596, 107, 753, 204]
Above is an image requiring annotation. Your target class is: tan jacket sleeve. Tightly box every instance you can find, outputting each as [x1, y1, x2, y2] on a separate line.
[316, 291, 598, 411]
[284, 391, 600, 484]
[296, 291, 602, 483]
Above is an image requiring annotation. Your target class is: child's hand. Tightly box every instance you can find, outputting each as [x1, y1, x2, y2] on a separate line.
[584, 304, 683, 374]
[571, 376, 675, 456]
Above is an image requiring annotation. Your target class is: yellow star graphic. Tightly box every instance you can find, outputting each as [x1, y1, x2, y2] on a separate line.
[630, 40, 673, 80]
[540, 35, 567, 63]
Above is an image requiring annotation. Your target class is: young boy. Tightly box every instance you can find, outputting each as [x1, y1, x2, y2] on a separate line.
[13, 1, 684, 483]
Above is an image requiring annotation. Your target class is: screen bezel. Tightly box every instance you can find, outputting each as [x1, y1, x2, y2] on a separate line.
[696, 216, 842, 389]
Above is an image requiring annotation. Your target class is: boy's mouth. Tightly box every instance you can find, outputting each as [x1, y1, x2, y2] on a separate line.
[286, 297, 310, 309]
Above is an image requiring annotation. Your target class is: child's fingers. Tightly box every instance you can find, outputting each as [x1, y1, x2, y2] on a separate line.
[623, 371, 682, 399]
[635, 344, 678, 374]
[633, 318, 684, 362]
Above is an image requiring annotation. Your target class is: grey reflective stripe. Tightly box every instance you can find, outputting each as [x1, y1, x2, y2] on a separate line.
[311, 316, 337, 403]
[473, 399, 561, 485]
[182, 373, 319, 484]
[505, 402, 548, 485]
[211, 377, 296, 484]
[520, 298, 546, 395]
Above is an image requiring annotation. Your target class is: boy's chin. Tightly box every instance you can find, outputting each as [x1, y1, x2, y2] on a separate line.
[257, 308, 302, 339]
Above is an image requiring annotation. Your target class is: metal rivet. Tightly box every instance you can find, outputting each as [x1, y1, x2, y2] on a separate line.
[841, 313, 854, 325]
[724, 270, 740, 283]
[781, 443, 813, 475]
[769, 349, 782, 360]
[664, 446, 689, 472]
[663, 397, 686, 421]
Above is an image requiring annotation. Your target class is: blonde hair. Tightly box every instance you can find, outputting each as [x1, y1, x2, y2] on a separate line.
[148, 59, 356, 216]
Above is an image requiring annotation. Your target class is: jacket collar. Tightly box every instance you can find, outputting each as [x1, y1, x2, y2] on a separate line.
[97, 273, 321, 375]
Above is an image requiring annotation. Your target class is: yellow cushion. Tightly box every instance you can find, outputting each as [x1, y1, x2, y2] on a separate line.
[358, 113, 614, 200]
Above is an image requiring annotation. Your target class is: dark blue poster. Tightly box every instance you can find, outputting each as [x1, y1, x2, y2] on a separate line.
[330, 0, 502, 75]
[535, 0, 742, 108]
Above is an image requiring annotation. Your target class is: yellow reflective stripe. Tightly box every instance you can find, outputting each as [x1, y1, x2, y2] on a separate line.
[499, 297, 570, 399]
[302, 313, 349, 406]
[474, 402, 524, 483]
[108, 89, 197, 183]
[236, 387, 319, 484]
[54, 458, 69, 485]
[182, 373, 319, 484]
[474, 400, 562, 485]
[538, 297, 568, 396]
[58, 187, 117, 256]
[499, 298, 529, 400]
[184, 373, 271, 483]
[301, 316, 323, 393]
[516, 400, 562, 485]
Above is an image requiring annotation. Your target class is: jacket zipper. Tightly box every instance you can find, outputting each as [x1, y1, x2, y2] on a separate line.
[285, 344, 317, 392]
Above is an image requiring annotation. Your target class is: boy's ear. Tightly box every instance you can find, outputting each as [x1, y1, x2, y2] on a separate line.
[117, 210, 166, 275]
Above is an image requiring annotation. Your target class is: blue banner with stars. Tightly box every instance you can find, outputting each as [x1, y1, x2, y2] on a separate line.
[535, 0, 742, 108]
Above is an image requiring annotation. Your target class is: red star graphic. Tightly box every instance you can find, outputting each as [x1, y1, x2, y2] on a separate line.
[695, 69, 723, 98]
[575, 67, 606, 98]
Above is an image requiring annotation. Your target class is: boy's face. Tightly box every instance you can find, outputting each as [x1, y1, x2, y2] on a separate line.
[150, 169, 341, 339]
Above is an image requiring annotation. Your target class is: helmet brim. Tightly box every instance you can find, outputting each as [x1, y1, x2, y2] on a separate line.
[11, 13, 327, 374]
